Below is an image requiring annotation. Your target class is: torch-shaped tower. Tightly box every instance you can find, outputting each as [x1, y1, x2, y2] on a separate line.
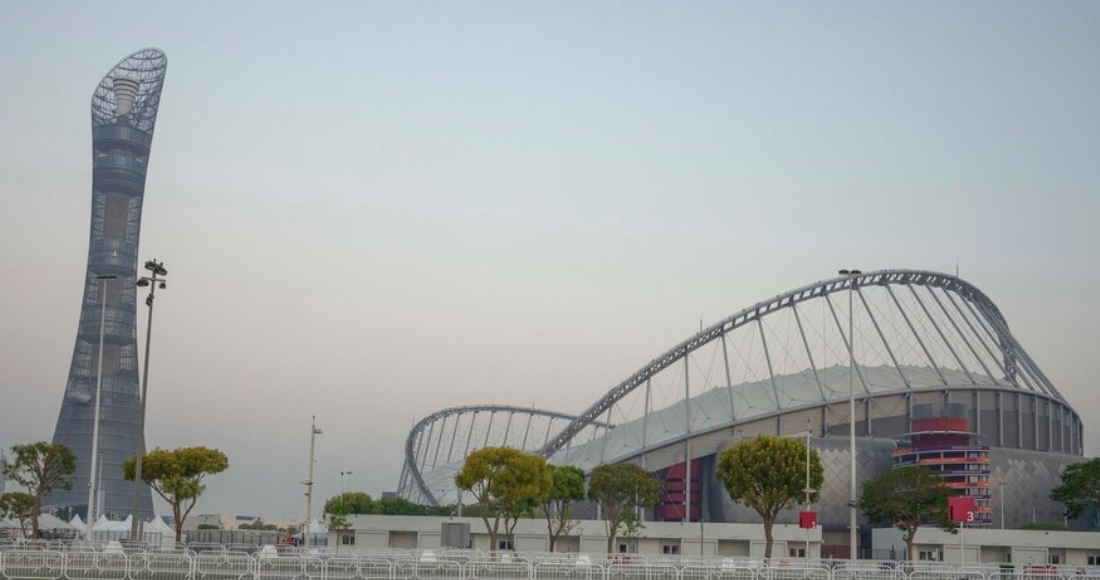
[49, 49, 167, 521]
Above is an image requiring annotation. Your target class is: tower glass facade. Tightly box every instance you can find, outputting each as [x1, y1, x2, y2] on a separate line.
[49, 49, 167, 521]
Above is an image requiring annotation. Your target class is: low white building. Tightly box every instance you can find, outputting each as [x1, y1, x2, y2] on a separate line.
[871, 527, 1100, 566]
[332, 515, 822, 558]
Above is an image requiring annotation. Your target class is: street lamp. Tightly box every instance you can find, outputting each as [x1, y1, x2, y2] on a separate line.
[130, 259, 167, 541]
[304, 416, 322, 549]
[87, 274, 117, 541]
[340, 470, 354, 494]
[783, 420, 815, 559]
[838, 268, 861, 560]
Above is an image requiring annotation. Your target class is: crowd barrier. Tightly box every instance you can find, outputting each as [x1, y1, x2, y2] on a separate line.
[0, 544, 1097, 580]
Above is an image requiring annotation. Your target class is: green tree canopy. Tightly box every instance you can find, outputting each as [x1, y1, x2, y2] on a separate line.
[321, 492, 449, 523]
[324, 492, 374, 530]
[1020, 521, 1069, 531]
[540, 465, 586, 552]
[1051, 457, 1100, 524]
[124, 446, 229, 542]
[454, 447, 550, 551]
[0, 492, 36, 538]
[858, 465, 953, 561]
[324, 492, 374, 514]
[587, 463, 660, 554]
[716, 435, 824, 559]
[239, 519, 278, 531]
[3, 442, 76, 538]
[373, 496, 451, 516]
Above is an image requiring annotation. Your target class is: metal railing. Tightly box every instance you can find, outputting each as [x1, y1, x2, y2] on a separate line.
[1, 544, 1098, 580]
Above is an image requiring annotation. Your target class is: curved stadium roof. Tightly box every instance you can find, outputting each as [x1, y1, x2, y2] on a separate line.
[399, 269, 1079, 506]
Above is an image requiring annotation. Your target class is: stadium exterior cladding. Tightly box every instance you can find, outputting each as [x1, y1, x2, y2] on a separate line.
[399, 269, 1084, 534]
[48, 49, 167, 520]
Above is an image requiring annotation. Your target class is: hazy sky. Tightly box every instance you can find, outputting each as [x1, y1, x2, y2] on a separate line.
[1, 1, 1098, 520]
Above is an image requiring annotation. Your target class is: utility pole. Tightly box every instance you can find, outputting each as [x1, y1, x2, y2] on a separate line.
[130, 259, 167, 541]
[303, 416, 322, 549]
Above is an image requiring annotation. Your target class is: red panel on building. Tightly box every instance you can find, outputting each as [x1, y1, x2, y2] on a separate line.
[948, 496, 976, 523]
[658, 459, 702, 521]
[799, 511, 817, 529]
[912, 417, 969, 432]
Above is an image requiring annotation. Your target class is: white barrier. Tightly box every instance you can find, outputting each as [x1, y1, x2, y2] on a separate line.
[3, 545, 1100, 580]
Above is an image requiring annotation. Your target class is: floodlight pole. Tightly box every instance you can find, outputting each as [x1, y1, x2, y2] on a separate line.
[87, 274, 117, 541]
[804, 419, 812, 559]
[341, 470, 354, 494]
[304, 416, 322, 549]
[130, 259, 167, 541]
[839, 268, 862, 560]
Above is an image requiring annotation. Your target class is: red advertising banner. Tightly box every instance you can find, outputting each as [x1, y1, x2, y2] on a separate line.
[799, 511, 817, 529]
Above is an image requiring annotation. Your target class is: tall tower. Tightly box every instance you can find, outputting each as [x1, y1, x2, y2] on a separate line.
[49, 49, 168, 521]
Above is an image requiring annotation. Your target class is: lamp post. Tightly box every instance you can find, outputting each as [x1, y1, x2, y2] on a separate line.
[783, 420, 815, 559]
[87, 274, 117, 541]
[304, 416, 322, 549]
[802, 420, 814, 559]
[130, 259, 167, 541]
[838, 268, 861, 560]
[340, 471, 354, 494]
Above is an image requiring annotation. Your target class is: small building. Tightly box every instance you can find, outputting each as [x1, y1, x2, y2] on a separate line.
[333, 514, 822, 558]
[871, 526, 1100, 566]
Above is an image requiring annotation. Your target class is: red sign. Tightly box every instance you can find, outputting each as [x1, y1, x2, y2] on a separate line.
[948, 496, 976, 524]
[799, 511, 817, 529]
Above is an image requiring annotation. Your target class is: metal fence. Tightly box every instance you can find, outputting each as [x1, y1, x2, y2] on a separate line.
[1, 544, 1097, 580]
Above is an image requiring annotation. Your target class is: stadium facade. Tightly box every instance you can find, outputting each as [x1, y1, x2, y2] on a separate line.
[48, 49, 168, 520]
[398, 270, 1086, 553]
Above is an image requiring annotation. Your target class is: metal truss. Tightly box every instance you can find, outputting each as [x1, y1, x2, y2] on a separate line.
[538, 269, 1063, 459]
[400, 269, 1078, 507]
[399, 405, 611, 507]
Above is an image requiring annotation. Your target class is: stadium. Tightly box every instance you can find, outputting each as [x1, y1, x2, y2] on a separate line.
[397, 269, 1085, 554]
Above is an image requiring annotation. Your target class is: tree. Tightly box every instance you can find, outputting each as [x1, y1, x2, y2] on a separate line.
[239, 520, 277, 531]
[0, 492, 36, 538]
[2, 442, 76, 538]
[587, 463, 660, 554]
[124, 446, 229, 542]
[858, 465, 953, 561]
[324, 492, 374, 531]
[371, 496, 451, 516]
[1020, 521, 1069, 531]
[454, 447, 550, 551]
[539, 465, 586, 552]
[716, 435, 824, 559]
[1051, 457, 1100, 524]
[502, 495, 539, 550]
[620, 509, 645, 554]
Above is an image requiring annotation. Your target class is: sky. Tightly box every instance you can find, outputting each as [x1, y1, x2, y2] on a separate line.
[1, 1, 1098, 520]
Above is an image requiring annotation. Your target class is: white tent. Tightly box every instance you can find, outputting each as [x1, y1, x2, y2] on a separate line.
[69, 514, 84, 530]
[93, 514, 132, 532]
[307, 519, 327, 534]
[145, 516, 176, 549]
[37, 513, 74, 531]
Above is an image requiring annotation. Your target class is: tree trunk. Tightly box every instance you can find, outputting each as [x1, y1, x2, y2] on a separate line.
[174, 504, 183, 542]
[905, 528, 916, 562]
[763, 515, 774, 560]
[32, 491, 42, 539]
[545, 511, 556, 552]
[606, 517, 617, 554]
[488, 514, 500, 552]
[478, 504, 493, 551]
